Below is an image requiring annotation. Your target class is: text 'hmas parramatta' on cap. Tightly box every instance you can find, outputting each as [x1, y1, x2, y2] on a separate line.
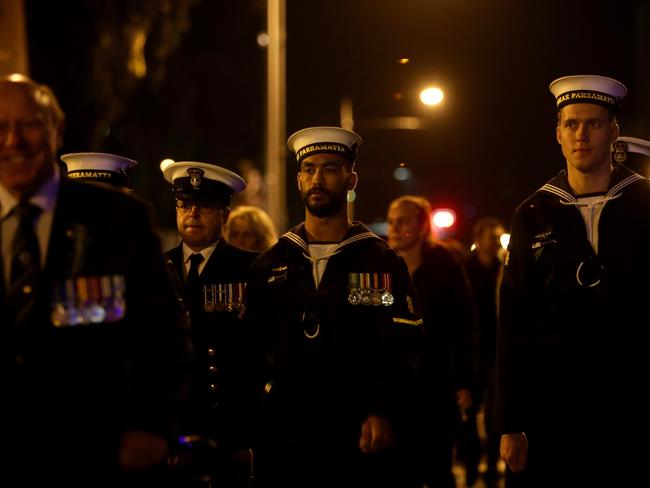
[549, 74, 628, 112]
[62, 152, 137, 189]
[287, 126, 363, 165]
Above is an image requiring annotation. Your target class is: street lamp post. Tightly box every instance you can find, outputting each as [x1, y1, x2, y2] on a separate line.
[265, 0, 287, 232]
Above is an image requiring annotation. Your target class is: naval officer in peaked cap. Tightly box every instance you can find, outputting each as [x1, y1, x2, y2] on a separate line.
[242, 126, 423, 487]
[161, 160, 259, 487]
[496, 75, 650, 486]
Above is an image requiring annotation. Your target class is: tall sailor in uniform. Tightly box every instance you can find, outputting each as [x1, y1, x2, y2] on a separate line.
[495, 75, 650, 486]
[62, 151, 137, 190]
[243, 127, 423, 487]
[161, 160, 259, 486]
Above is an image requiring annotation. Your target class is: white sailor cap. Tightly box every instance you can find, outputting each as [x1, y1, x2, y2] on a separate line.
[549, 75, 628, 112]
[160, 160, 246, 206]
[287, 126, 363, 166]
[61, 152, 137, 188]
[612, 136, 650, 164]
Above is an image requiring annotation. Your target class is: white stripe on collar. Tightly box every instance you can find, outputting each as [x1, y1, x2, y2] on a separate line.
[539, 183, 577, 203]
[540, 172, 645, 204]
[281, 231, 309, 252]
[280, 230, 380, 255]
[607, 173, 645, 198]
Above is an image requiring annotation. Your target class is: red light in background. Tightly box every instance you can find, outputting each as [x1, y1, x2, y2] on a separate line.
[431, 208, 456, 229]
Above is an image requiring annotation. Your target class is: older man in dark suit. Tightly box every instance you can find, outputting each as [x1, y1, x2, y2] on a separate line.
[0, 74, 192, 487]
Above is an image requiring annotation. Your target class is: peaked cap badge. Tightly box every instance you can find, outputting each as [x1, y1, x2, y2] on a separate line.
[188, 168, 204, 187]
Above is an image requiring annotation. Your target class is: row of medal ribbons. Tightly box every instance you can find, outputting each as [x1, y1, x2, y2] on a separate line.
[50, 275, 126, 327]
[348, 272, 394, 306]
[202, 282, 246, 313]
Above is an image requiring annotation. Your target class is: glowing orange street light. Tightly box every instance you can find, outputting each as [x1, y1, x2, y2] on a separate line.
[419, 87, 444, 106]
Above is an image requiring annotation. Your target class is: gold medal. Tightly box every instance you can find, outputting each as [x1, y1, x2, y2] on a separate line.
[348, 288, 361, 305]
[381, 273, 394, 306]
[225, 283, 235, 312]
[65, 278, 84, 325]
[50, 282, 68, 327]
[87, 277, 106, 323]
[214, 284, 225, 312]
[203, 285, 215, 313]
[360, 273, 372, 305]
[50, 303, 68, 327]
[348, 273, 361, 305]
[381, 291, 394, 306]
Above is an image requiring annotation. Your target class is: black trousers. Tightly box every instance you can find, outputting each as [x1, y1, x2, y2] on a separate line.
[254, 445, 419, 488]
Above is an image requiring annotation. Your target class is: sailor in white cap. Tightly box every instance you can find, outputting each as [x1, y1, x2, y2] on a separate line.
[613, 135, 650, 164]
[613, 136, 650, 178]
[496, 76, 650, 485]
[242, 127, 422, 485]
[61, 152, 137, 189]
[286, 126, 362, 218]
[287, 126, 362, 168]
[160, 160, 257, 486]
[549, 74, 628, 113]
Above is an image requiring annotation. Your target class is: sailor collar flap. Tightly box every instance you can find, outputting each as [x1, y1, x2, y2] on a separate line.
[537, 165, 645, 204]
[279, 222, 383, 255]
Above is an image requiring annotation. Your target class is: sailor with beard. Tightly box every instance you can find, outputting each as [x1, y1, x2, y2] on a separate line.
[243, 126, 423, 487]
[161, 160, 258, 486]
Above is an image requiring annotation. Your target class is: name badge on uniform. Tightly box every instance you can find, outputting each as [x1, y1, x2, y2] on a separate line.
[268, 266, 288, 284]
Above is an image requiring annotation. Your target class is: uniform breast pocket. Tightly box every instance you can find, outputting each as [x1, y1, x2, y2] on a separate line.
[50, 274, 126, 327]
[267, 267, 288, 285]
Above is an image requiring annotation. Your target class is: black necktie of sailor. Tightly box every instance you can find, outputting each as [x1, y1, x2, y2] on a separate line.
[7, 202, 42, 328]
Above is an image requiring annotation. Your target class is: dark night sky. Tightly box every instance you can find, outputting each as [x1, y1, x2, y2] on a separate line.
[24, 0, 650, 243]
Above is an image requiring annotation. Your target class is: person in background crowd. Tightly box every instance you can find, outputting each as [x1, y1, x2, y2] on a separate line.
[224, 205, 278, 252]
[464, 216, 506, 487]
[1, 74, 192, 487]
[387, 194, 478, 488]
